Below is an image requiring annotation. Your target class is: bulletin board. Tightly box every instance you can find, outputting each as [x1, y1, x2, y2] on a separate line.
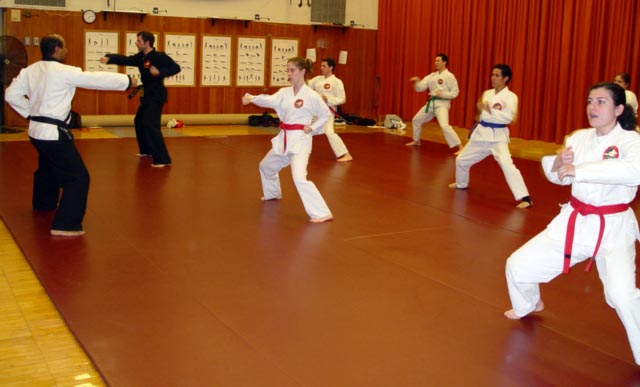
[236, 37, 265, 87]
[201, 35, 232, 87]
[84, 31, 118, 72]
[125, 32, 159, 83]
[164, 33, 196, 86]
[270, 38, 298, 87]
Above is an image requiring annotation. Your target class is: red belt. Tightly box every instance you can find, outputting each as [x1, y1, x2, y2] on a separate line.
[563, 196, 630, 274]
[279, 123, 305, 152]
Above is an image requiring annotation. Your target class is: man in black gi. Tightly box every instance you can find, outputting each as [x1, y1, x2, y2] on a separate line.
[101, 31, 180, 167]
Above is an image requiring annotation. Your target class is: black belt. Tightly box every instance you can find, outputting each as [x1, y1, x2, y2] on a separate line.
[129, 85, 143, 99]
[29, 114, 73, 140]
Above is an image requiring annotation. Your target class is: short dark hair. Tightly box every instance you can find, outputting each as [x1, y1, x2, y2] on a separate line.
[616, 72, 631, 85]
[40, 34, 63, 59]
[493, 64, 512, 84]
[436, 53, 448, 65]
[322, 58, 336, 71]
[137, 31, 155, 47]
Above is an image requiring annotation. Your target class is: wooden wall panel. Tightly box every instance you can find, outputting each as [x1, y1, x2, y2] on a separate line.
[3, 9, 377, 126]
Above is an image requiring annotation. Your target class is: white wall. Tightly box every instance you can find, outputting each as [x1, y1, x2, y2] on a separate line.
[0, 0, 378, 29]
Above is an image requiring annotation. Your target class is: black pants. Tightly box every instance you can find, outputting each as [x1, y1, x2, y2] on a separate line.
[134, 101, 171, 165]
[30, 131, 90, 231]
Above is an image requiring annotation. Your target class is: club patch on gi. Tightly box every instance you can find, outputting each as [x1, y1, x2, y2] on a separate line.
[438, 79, 443, 85]
[143, 60, 151, 69]
[294, 99, 304, 108]
[603, 145, 619, 159]
[323, 84, 331, 90]
[492, 102, 503, 110]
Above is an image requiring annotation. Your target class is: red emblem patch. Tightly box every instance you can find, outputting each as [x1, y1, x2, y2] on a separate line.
[143, 60, 151, 69]
[492, 103, 503, 110]
[294, 99, 304, 108]
[603, 146, 619, 159]
[438, 79, 444, 85]
[323, 83, 331, 90]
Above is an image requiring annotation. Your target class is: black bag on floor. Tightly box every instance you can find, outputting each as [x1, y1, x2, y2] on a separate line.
[68, 110, 82, 129]
[249, 111, 280, 127]
[343, 114, 376, 126]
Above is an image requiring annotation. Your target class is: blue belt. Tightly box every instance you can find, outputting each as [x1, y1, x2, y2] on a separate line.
[479, 120, 507, 129]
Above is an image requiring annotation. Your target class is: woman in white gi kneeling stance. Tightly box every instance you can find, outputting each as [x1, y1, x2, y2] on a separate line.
[504, 82, 640, 365]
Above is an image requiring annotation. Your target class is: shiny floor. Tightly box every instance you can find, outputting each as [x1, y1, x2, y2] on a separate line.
[1, 123, 639, 386]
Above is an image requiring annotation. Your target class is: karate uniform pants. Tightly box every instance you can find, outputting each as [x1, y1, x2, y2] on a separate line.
[506, 229, 640, 365]
[259, 150, 332, 219]
[454, 140, 529, 200]
[411, 104, 461, 147]
[134, 101, 172, 165]
[30, 132, 90, 232]
[324, 113, 349, 158]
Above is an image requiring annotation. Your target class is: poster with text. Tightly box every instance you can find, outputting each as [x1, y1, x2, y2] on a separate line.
[270, 38, 298, 87]
[164, 33, 196, 86]
[201, 35, 232, 86]
[236, 37, 265, 87]
[85, 31, 118, 72]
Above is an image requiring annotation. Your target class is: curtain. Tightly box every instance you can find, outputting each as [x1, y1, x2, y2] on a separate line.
[376, 0, 640, 143]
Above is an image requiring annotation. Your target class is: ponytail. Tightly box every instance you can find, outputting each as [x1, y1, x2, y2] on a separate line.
[589, 82, 638, 131]
[619, 105, 638, 131]
[288, 57, 313, 78]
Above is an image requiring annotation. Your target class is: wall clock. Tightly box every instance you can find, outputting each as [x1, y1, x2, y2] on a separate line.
[82, 9, 97, 24]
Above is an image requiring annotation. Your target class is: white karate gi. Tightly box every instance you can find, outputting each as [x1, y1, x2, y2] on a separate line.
[308, 74, 349, 157]
[410, 69, 461, 147]
[6, 59, 131, 231]
[251, 85, 332, 219]
[506, 123, 640, 364]
[6, 60, 131, 140]
[453, 86, 530, 200]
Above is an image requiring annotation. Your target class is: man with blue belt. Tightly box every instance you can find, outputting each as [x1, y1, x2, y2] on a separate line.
[448, 64, 532, 208]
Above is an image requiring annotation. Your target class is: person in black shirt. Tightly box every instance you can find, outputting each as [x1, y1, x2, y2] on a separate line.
[101, 31, 180, 167]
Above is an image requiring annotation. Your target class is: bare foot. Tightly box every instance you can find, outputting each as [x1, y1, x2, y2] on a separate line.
[516, 200, 533, 209]
[405, 140, 420, 147]
[50, 229, 85, 236]
[136, 153, 151, 157]
[504, 301, 544, 319]
[449, 182, 467, 190]
[261, 196, 282, 201]
[151, 163, 171, 168]
[309, 215, 333, 223]
[337, 153, 353, 162]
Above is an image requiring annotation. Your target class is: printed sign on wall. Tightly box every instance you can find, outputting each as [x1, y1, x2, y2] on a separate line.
[164, 33, 196, 86]
[236, 37, 265, 87]
[270, 38, 298, 87]
[201, 35, 232, 86]
[85, 31, 118, 72]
